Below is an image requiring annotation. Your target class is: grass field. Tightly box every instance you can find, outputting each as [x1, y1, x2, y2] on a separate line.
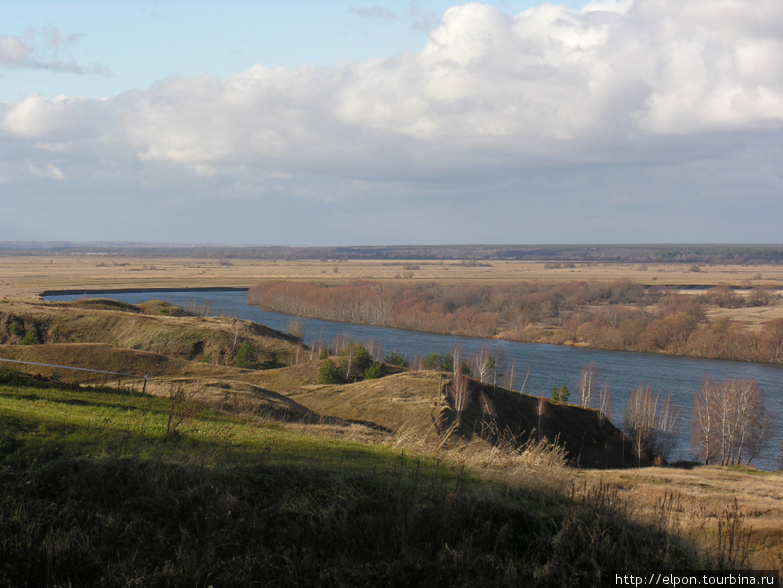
[0, 376, 711, 587]
[579, 466, 783, 571]
[3, 254, 781, 332]
[2, 255, 782, 299]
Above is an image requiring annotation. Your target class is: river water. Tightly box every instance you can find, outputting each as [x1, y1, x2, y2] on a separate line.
[48, 290, 783, 470]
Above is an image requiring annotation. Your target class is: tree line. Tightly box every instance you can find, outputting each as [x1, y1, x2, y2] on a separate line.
[247, 280, 783, 364]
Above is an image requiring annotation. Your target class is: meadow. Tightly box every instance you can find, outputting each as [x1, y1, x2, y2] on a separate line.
[1, 249, 782, 582]
[0, 372, 711, 587]
[2, 254, 781, 299]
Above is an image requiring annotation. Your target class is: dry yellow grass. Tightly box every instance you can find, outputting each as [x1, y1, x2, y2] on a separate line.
[580, 466, 783, 570]
[2, 255, 781, 299]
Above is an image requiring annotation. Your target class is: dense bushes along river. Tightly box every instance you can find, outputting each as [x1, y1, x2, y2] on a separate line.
[247, 280, 783, 364]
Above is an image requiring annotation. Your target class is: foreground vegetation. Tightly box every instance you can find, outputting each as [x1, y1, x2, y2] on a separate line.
[0, 374, 708, 587]
[248, 280, 783, 363]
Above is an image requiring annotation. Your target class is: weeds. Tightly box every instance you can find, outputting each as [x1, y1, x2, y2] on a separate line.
[711, 498, 752, 571]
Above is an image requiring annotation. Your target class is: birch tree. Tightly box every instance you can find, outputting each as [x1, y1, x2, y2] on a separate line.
[576, 361, 600, 409]
[624, 383, 680, 465]
[692, 378, 769, 466]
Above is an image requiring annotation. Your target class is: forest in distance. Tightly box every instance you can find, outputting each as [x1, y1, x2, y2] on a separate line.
[248, 279, 783, 364]
[2, 242, 782, 265]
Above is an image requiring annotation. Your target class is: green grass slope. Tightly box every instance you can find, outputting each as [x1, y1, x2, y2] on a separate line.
[0, 374, 705, 587]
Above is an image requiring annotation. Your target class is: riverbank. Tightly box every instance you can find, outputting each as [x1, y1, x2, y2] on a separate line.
[247, 280, 783, 365]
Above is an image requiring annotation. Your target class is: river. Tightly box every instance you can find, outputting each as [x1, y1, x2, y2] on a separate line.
[47, 290, 783, 470]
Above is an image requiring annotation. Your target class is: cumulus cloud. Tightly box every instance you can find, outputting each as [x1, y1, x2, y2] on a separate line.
[1, 0, 781, 243]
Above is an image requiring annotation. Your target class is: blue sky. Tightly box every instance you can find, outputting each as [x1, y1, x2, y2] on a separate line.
[2, 0, 584, 100]
[1, 0, 781, 245]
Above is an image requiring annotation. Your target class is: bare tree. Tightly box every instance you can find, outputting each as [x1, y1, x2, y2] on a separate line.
[286, 318, 305, 342]
[598, 377, 614, 425]
[231, 320, 242, 353]
[623, 383, 680, 465]
[472, 345, 495, 385]
[691, 375, 718, 465]
[536, 392, 546, 442]
[451, 372, 471, 426]
[505, 358, 517, 391]
[692, 377, 769, 466]
[575, 361, 600, 409]
[451, 343, 463, 379]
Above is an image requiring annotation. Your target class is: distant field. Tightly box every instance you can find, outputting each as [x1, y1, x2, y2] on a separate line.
[2, 255, 781, 299]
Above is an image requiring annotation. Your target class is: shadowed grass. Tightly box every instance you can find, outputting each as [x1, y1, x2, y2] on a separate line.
[1, 378, 707, 587]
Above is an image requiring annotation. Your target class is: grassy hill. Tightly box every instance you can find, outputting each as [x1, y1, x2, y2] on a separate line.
[0, 372, 704, 587]
[0, 298, 299, 367]
[1, 296, 778, 583]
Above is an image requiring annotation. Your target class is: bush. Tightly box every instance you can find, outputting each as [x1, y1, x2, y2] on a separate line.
[422, 352, 446, 371]
[318, 359, 342, 384]
[551, 385, 570, 402]
[384, 351, 409, 368]
[354, 345, 373, 376]
[286, 319, 305, 341]
[364, 363, 385, 380]
[235, 340, 257, 368]
[20, 330, 38, 345]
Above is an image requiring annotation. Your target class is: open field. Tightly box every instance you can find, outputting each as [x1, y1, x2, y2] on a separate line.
[2, 255, 782, 299]
[579, 466, 783, 570]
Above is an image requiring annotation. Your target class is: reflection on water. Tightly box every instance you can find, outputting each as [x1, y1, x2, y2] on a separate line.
[48, 290, 783, 470]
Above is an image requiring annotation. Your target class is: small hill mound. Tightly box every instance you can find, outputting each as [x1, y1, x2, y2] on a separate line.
[277, 369, 638, 468]
[62, 297, 144, 313]
[442, 377, 639, 468]
[0, 299, 299, 367]
[284, 371, 442, 438]
[0, 343, 321, 424]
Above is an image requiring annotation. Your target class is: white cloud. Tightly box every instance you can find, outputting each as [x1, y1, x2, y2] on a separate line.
[1, 0, 781, 243]
[0, 35, 32, 66]
[3, 1, 780, 167]
[0, 27, 106, 74]
[26, 160, 64, 180]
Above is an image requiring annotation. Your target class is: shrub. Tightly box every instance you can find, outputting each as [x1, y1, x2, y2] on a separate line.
[422, 352, 446, 371]
[551, 385, 570, 402]
[318, 359, 342, 384]
[384, 351, 409, 368]
[364, 363, 385, 380]
[20, 330, 38, 345]
[354, 345, 373, 376]
[286, 319, 305, 341]
[235, 340, 257, 369]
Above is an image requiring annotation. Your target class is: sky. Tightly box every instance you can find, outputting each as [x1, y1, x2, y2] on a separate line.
[1, 0, 781, 246]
